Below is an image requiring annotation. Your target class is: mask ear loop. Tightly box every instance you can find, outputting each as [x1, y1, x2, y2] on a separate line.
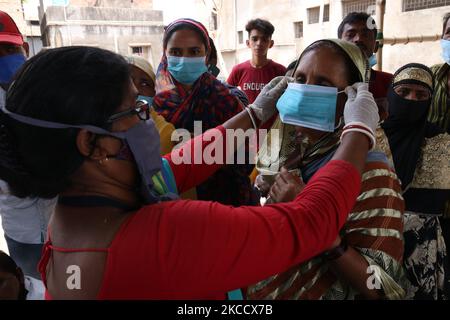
[334, 116, 344, 130]
[334, 90, 347, 131]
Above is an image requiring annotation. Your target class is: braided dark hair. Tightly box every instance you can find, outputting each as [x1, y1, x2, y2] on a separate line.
[0, 46, 130, 198]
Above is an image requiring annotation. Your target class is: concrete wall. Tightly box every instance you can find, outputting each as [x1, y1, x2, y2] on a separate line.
[382, 1, 448, 73]
[41, 4, 164, 67]
[1, 0, 43, 55]
[216, 0, 450, 76]
[39, 0, 153, 9]
[33, 0, 450, 75]
[154, 0, 208, 24]
[68, 0, 153, 8]
[218, 0, 338, 74]
[22, 0, 42, 38]
[1, 0, 27, 34]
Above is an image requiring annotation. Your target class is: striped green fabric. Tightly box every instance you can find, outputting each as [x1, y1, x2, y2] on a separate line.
[247, 155, 408, 300]
[428, 63, 450, 132]
[427, 65, 450, 217]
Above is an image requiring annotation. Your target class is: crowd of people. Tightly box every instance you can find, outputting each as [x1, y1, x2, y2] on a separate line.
[0, 9, 449, 300]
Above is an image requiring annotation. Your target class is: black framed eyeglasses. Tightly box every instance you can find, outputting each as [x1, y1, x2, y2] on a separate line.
[107, 99, 150, 123]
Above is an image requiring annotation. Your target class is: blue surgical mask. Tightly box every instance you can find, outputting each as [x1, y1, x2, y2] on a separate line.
[167, 56, 208, 85]
[368, 54, 377, 68]
[0, 53, 26, 85]
[441, 39, 450, 65]
[137, 95, 154, 106]
[276, 83, 345, 132]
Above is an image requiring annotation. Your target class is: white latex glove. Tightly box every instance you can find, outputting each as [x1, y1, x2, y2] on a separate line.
[249, 76, 293, 123]
[343, 82, 379, 134]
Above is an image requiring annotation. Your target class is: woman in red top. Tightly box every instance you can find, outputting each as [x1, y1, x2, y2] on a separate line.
[0, 46, 379, 299]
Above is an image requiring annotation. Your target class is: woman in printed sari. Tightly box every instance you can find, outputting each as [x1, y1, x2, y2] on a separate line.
[153, 18, 256, 206]
[431, 12, 450, 134]
[431, 12, 450, 258]
[382, 63, 450, 299]
[248, 39, 407, 300]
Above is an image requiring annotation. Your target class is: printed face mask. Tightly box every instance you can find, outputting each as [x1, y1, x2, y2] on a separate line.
[1, 105, 178, 204]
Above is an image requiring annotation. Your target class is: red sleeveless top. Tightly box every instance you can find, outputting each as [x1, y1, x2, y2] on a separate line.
[38, 127, 361, 299]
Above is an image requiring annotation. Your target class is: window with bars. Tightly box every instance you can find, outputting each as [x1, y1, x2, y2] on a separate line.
[342, 0, 376, 16]
[324, 4, 330, 22]
[403, 0, 450, 11]
[294, 21, 303, 38]
[308, 6, 320, 24]
[132, 46, 143, 55]
[129, 44, 154, 64]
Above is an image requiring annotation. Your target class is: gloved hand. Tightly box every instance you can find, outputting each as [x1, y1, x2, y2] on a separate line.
[342, 82, 380, 149]
[249, 76, 293, 124]
[344, 82, 379, 133]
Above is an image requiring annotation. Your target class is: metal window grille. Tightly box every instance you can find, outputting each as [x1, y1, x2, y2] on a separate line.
[403, 0, 450, 12]
[294, 21, 303, 38]
[308, 6, 320, 24]
[343, 0, 376, 16]
[324, 4, 330, 22]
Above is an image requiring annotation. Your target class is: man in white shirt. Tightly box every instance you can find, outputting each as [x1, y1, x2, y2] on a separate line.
[0, 10, 56, 279]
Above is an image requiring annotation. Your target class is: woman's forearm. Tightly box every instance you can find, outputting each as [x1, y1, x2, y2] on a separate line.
[167, 110, 256, 192]
[327, 246, 383, 299]
[332, 132, 370, 174]
[222, 109, 254, 131]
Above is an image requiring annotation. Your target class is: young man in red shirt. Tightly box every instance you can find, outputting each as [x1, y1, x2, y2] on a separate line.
[338, 12, 392, 120]
[227, 18, 286, 103]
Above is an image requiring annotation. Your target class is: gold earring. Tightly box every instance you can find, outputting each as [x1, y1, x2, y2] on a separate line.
[99, 157, 109, 165]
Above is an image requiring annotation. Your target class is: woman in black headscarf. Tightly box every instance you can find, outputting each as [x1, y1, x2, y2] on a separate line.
[382, 63, 450, 299]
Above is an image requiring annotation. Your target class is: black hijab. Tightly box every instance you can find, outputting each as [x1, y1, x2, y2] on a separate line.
[381, 63, 442, 190]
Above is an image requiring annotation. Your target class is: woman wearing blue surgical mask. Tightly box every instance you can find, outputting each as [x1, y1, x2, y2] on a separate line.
[125, 55, 175, 156]
[0, 45, 382, 299]
[250, 39, 408, 300]
[153, 18, 256, 206]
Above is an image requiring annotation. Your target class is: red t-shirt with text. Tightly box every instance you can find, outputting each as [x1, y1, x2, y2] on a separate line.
[369, 69, 393, 99]
[227, 60, 286, 103]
